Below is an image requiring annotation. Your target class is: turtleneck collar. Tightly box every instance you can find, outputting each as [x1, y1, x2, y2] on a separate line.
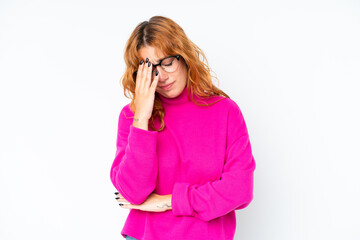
[158, 85, 191, 105]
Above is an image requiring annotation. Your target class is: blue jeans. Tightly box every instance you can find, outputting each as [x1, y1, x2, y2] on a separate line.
[125, 235, 138, 240]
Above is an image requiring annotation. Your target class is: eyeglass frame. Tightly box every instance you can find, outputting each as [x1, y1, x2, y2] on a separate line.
[133, 54, 182, 78]
[150, 54, 181, 70]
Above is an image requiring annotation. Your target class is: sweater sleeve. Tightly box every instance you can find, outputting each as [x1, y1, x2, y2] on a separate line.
[110, 105, 159, 205]
[171, 101, 256, 221]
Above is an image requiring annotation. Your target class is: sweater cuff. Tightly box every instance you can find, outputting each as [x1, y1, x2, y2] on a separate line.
[128, 125, 158, 157]
[171, 182, 194, 216]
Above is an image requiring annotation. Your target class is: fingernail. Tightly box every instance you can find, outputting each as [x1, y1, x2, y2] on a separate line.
[145, 58, 149, 63]
[115, 197, 120, 199]
[140, 60, 143, 65]
[155, 70, 159, 76]
[148, 62, 151, 67]
[119, 203, 124, 206]
[114, 192, 119, 195]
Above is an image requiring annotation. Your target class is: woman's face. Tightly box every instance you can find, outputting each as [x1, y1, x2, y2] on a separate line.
[138, 45, 188, 98]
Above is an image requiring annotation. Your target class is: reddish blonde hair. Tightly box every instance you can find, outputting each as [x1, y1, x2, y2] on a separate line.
[120, 16, 230, 131]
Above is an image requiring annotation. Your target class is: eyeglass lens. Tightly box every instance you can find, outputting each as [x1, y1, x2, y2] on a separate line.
[151, 56, 179, 78]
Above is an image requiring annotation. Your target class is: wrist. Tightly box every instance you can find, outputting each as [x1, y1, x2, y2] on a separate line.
[132, 117, 149, 131]
[165, 194, 172, 210]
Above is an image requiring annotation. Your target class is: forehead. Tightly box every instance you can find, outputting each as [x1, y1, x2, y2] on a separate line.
[138, 46, 166, 63]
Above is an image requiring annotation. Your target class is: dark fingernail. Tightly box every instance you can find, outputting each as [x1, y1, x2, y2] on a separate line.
[140, 60, 143, 65]
[119, 203, 124, 206]
[115, 197, 120, 199]
[114, 192, 119, 195]
[148, 62, 151, 67]
[155, 70, 159, 76]
[145, 58, 149, 63]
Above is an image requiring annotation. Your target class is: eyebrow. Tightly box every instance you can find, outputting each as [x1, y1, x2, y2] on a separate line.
[152, 56, 166, 64]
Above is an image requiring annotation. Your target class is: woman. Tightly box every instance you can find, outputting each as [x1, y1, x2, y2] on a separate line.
[110, 16, 256, 240]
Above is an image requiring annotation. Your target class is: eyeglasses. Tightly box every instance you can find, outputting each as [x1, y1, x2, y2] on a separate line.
[133, 55, 181, 79]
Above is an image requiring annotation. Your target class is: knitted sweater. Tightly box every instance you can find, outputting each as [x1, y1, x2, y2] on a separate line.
[110, 85, 256, 240]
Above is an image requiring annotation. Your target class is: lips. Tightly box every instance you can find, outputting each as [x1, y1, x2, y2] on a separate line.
[160, 82, 174, 90]
[160, 83, 173, 88]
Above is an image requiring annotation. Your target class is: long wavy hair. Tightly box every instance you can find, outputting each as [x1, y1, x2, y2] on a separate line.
[120, 16, 230, 132]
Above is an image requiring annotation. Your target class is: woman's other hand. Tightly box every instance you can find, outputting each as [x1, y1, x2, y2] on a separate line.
[114, 192, 172, 212]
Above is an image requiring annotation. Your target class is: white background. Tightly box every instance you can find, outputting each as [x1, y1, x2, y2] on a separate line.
[1, 0, 359, 239]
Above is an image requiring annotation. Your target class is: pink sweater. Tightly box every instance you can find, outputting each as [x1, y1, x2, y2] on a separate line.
[110, 85, 256, 240]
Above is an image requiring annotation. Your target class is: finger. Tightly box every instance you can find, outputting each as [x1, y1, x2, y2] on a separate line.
[145, 60, 153, 89]
[151, 69, 160, 91]
[139, 58, 149, 90]
[135, 60, 144, 91]
[141, 58, 151, 90]
[116, 197, 130, 204]
[115, 195, 124, 200]
[119, 203, 134, 209]
[114, 192, 124, 199]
